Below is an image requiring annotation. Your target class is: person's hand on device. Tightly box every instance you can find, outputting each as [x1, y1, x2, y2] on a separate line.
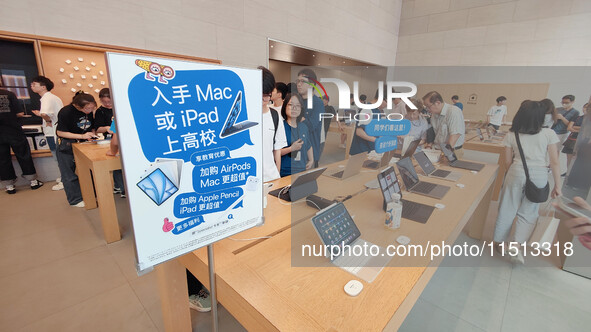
[554, 196, 591, 250]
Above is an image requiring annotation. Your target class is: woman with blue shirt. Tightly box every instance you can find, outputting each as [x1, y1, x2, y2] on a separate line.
[405, 98, 430, 145]
[280, 93, 314, 177]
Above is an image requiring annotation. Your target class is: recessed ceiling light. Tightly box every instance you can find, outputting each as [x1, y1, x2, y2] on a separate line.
[312, 54, 315, 57]
[342, 61, 346, 64]
[270, 45, 274, 48]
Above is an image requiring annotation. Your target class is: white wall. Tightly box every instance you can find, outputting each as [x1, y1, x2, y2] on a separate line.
[0, 0, 402, 68]
[396, 0, 591, 66]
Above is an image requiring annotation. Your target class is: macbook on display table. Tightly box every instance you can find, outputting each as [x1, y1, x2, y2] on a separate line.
[324, 152, 368, 180]
[377, 166, 435, 224]
[395, 157, 450, 200]
[414, 151, 462, 182]
[439, 143, 485, 172]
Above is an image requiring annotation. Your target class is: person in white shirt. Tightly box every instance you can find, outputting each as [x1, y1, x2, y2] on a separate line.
[258, 66, 287, 182]
[391, 97, 407, 117]
[270, 82, 287, 113]
[487, 96, 507, 130]
[422, 91, 465, 158]
[493, 100, 562, 264]
[30, 76, 64, 190]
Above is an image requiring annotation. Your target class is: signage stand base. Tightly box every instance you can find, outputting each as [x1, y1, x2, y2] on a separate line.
[208, 244, 218, 332]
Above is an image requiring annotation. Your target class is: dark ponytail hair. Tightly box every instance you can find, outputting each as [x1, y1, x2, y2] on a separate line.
[72, 91, 97, 108]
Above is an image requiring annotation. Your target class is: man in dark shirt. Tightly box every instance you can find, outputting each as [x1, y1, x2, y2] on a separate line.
[349, 87, 386, 155]
[322, 95, 336, 136]
[552, 95, 579, 137]
[552, 94, 579, 176]
[0, 88, 43, 194]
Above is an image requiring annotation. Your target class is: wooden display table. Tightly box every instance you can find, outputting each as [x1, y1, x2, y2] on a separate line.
[463, 132, 507, 201]
[328, 121, 355, 158]
[72, 142, 122, 243]
[157, 159, 498, 331]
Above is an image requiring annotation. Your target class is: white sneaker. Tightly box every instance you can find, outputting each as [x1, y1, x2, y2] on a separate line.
[56, 177, 61, 183]
[188, 289, 212, 312]
[73, 201, 85, 208]
[52, 182, 64, 191]
[6, 185, 16, 194]
[509, 248, 525, 265]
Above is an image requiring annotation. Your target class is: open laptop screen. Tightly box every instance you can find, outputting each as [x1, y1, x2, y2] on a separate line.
[414, 151, 436, 175]
[402, 139, 421, 159]
[292, 167, 327, 187]
[311, 203, 361, 260]
[395, 157, 420, 190]
[439, 143, 458, 163]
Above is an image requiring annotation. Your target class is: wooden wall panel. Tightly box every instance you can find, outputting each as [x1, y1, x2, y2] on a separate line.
[39, 44, 108, 104]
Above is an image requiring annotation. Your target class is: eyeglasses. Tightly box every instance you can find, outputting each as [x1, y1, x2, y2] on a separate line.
[296, 78, 308, 85]
[287, 103, 301, 110]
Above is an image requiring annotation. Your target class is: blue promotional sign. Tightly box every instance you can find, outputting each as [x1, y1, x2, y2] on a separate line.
[365, 119, 411, 137]
[107, 53, 263, 272]
[375, 136, 398, 153]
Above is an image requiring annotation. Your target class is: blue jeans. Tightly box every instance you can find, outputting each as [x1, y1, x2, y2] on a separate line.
[56, 139, 83, 205]
[113, 170, 125, 194]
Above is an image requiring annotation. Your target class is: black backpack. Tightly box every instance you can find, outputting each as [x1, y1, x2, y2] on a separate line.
[270, 108, 279, 144]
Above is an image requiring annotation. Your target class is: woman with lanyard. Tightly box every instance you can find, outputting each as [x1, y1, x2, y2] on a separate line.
[55, 92, 97, 207]
[279, 93, 314, 177]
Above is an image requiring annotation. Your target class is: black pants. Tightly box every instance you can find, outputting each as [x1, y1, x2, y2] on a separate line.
[0, 129, 36, 184]
[56, 139, 83, 205]
[186, 269, 204, 295]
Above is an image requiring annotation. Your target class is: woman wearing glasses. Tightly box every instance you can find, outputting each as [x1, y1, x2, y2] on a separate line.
[55, 92, 97, 207]
[279, 93, 314, 177]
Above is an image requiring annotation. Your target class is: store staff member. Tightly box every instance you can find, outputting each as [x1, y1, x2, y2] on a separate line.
[422, 91, 466, 158]
[55, 92, 97, 207]
[349, 87, 386, 156]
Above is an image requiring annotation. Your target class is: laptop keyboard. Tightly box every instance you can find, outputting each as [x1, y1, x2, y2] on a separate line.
[334, 251, 372, 275]
[332, 170, 344, 178]
[364, 160, 378, 168]
[413, 181, 437, 193]
[432, 169, 451, 177]
[453, 160, 484, 170]
[401, 200, 421, 219]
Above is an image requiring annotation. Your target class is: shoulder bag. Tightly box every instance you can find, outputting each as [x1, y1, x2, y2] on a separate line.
[515, 132, 550, 203]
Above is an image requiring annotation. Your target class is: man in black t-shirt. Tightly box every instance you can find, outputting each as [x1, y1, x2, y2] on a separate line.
[0, 88, 43, 194]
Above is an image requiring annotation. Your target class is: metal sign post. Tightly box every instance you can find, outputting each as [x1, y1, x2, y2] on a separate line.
[207, 244, 218, 332]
